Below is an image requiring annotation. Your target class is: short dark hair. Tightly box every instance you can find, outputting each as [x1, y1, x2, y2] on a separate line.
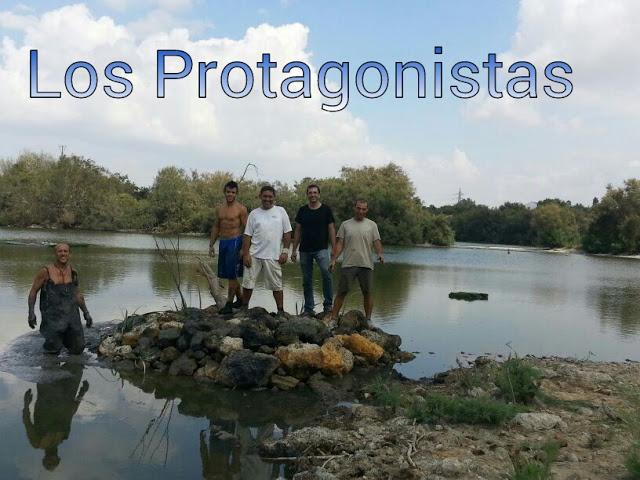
[224, 180, 238, 192]
[306, 184, 320, 194]
[260, 185, 276, 196]
[355, 198, 368, 206]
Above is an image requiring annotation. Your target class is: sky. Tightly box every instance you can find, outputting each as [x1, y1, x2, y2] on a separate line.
[0, 0, 638, 206]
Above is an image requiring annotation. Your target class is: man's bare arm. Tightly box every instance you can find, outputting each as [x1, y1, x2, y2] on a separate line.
[330, 238, 344, 270]
[373, 239, 384, 264]
[291, 224, 302, 261]
[328, 223, 337, 251]
[210, 207, 220, 256]
[75, 290, 93, 327]
[27, 269, 47, 329]
[279, 231, 292, 265]
[242, 234, 252, 267]
[240, 206, 248, 230]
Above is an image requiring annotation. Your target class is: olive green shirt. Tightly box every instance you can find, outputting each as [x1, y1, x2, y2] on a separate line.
[337, 218, 381, 269]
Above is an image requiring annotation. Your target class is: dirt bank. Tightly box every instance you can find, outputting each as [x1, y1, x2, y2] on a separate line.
[260, 357, 640, 479]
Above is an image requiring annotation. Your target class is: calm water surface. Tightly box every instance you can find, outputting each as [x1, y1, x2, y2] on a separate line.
[1, 227, 639, 479]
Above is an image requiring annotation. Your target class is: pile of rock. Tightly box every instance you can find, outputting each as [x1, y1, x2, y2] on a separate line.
[97, 307, 413, 390]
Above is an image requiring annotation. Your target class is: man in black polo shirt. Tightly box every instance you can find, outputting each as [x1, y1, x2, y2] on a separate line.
[291, 184, 336, 317]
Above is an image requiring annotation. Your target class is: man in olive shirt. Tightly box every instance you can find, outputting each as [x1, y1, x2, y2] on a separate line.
[330, 199, 384, 322]
[291, 184, 336, 316]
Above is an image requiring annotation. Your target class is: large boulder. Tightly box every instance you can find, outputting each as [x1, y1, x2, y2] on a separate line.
[168, 354, 198, 376]
[359, 328, 401, 352]
[194, 359, 219, 381]
[238, 321, 276, 350]
[220, 336, 244, 355]
[158, 328, 181, 347]
[214, 350, 280, 388]
[276, 341, 353, 377]
[512, 413, 566, 431]
[160, 346, 180, 363]
[334, 333, 384, 362]
[335, 310, 369, 334]
[98, 336, 117, 356]
[275, 317, 330, 345]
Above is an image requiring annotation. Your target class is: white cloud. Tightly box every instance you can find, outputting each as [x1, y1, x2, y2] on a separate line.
[0, 4, 394, 187]
[467, 0, 640, 125]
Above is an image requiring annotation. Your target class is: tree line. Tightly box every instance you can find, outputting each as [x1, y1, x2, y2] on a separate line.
[1, 152, 638, 254]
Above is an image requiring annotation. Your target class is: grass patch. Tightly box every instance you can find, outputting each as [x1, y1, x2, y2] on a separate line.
[536, 391, 594, 412]
[367, 376, 409, 408]
[510, 440, 560, 480]
[408, 394, 521, 426]
[495, 357, 541, 404]
[625, 443, 640, 479]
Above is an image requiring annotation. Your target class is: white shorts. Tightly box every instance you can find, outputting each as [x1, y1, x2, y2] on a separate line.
[241, 257, 283, 291]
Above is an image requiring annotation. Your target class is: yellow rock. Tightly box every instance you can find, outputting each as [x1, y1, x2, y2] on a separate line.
[320, 341, 354, 376]
[334, 333, 384, 361]
[275, 342, 354, 376]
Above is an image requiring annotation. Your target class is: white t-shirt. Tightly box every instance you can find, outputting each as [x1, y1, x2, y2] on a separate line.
[245, 206, 292, 260]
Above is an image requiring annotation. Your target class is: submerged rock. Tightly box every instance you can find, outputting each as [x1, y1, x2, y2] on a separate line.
[448, 291, 489, 301]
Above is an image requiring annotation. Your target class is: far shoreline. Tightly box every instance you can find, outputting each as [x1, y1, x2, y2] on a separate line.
[2, 225, 640, 260]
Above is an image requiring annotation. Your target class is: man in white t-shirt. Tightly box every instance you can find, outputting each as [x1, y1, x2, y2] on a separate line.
[241, 185, 292, 314]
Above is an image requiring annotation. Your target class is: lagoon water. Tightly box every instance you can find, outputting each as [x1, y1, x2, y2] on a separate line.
[1, 227, 639, 478]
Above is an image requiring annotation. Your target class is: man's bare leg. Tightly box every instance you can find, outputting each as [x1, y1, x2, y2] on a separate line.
[273, 290, 284, 313]
[331, 293, 347, 321]
[242, 288, 253, 308]
[363, 293, 373, 321]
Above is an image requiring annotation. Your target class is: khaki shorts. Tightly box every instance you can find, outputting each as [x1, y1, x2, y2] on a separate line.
[242, 257, 283, 291]
[338, 266, 373, 295]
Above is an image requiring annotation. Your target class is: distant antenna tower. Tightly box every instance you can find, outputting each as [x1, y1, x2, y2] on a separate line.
[457, 187, 464, 203]
[59, 145, 67, 158]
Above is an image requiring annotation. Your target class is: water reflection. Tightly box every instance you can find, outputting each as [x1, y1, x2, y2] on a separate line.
[0, 244, 133, 296]
[121, 371, 325, 479]
[21, 362, 88, 471]
[591, 284, 640, 336]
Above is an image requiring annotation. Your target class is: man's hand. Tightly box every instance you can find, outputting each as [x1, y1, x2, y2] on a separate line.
[28, 312, 37, 329]
[378, 254, 385, 264]
[208, 244, 216, 258]
[79, 380, 89, 397]
[24, 389, 33, 407]
[290, 252, 297, 263]
[329, 258, 336, 272]
[83, 311, 93, 328]
[243, 253, 252, 268]
[278, 252, 289, 265]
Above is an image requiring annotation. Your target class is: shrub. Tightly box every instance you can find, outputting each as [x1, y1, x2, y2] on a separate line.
[495, 358, 541, 404]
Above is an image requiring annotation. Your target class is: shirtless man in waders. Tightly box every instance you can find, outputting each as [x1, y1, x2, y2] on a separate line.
[210, 181, 248, 314]
[27, 243, 93, 355]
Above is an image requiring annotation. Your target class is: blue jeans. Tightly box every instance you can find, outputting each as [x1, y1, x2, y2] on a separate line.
[299, 249, 333, 313]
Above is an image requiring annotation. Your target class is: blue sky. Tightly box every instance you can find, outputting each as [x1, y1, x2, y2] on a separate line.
[0, 1, 637, 206]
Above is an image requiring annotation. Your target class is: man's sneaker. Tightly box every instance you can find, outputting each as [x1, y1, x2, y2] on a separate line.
[232, 298, 244, 309]
[300, 310, 315, 318]
[219, 303, 233, 315]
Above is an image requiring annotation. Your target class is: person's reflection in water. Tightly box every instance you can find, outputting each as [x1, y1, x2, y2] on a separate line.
[200, 420, 241, 479]
[21, 363, 88, 471]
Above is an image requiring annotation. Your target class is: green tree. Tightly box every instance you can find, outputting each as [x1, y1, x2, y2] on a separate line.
[530, 203, 579, 248]
[583, 179, 640, 254]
